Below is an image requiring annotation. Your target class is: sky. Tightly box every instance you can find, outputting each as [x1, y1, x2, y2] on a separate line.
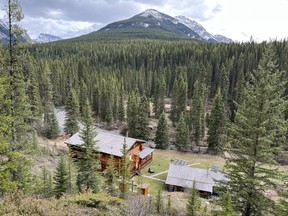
[1, 0, 288, 42]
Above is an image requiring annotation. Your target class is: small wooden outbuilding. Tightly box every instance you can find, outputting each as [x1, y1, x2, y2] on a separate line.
[165, 164, 226, 197]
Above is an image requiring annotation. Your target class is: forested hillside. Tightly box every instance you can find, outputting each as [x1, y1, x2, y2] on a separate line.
[28, 40, 288, 122]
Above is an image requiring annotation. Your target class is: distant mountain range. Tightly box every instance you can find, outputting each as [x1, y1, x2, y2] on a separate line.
[73, 9, 233, 43]
[1, 9, 233, 44]
[34, 33, 62, 43]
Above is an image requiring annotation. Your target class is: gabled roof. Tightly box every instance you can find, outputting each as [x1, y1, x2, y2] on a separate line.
[65, 130, 145, 157]
[136, 148, 154, 159]
[165, 164, 226, 193]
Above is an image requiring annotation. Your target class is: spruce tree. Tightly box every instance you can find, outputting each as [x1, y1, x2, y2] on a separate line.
[155, 112, 169, 149]
[43, 63, 59, 139]
[222, 47, 287, 216]
[171, 67, 188, 125]
[190, 80, 206, 147]
[186, 181, 201, 216]
[119, 139, 131, 199]
[136, 95, 150, 140]
[105, 154, 118, 196]
[41, 166, 53, 198]
[219, 193, 236, 216]
[127, 91, 139, 138]
[175, 112, 189, 151]
[53, 155, 69, 198]
[154, 76, 166, 118]
[64, 88, 80, 136]
[118, 83, 125, 122]
[76, 99, 101, 193]
[207, 90, 227, 154]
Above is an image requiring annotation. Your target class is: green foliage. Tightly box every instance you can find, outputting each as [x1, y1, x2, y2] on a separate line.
[68, 192, 127, 215]
[154, 75, 166, 118]
[175, 112, 189, 151]
[190, 80, 206, 146]
[207, 90, 227, 154]
[222, 47, 287, 216]
[186, 182, 201, 216]
[155, 112, 169, 149]
[0, 191, 126, 216]
[41, 166, 53, 198]
[77, 99, 102, 193]
[64, 88, 80, 136]
[42, 63, 59, 139]
[119, 139, 131, 199]
[105, 154, 118, 196]
[156, 190, 164, 214]
[53, 155, 69, 198]
[218, 193, 236, 216]
[171, 66, 188, 125]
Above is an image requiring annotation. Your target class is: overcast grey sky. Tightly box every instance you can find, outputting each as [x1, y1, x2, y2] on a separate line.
[2, 0, 288, 42]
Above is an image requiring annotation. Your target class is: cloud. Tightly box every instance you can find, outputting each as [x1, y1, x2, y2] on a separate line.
[21, 0, 140, 23]
[21, 17, 103, 39]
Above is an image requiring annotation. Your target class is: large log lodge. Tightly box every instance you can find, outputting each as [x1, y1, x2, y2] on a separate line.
[65, 130, 154, 173]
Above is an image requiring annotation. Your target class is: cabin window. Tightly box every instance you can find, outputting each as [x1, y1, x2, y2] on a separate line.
[130, 151, 132, 161]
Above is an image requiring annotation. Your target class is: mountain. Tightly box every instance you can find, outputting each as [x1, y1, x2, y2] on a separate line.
[71, 9, 204, 41]
[0, 19, 32, 44]
[175, 15, 233, 43]
[213, 34, 233, 43]
[34, 33, 62, 43]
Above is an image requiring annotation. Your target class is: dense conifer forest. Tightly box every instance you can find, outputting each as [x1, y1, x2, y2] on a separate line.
[1, 0, 288, 215]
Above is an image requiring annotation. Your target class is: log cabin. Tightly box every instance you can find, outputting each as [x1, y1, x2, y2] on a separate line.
[65, 130, 154, 173]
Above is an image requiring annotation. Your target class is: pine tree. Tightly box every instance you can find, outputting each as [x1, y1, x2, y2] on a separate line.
[156, 190, 164, 214]
[171, 67, 188, 125]
[76, 99, 101, 193]
[127, 91, 139, 138]
[41, 166, 53, 198]
[26, 57, 42, 121]
[105, 154, 118, 196]
[136, 95, 150, 140]
[190, 80, 206, 147]
[118, 83, 125, 122]
[154, 76, 166, 118]
[219, 193, 236, 216]
[222, 47, 287, 216]
[53, 155, 69, 198]
[155, 112, 169, 149]
[64, 88, 80, 136]
[175, 112, 189, 151]
[207, 90, 227, 154]
[119, 138, 131, 199]
[79, 79, 88, 114]
[43, 63, 59, 139]
[186, 181, 201, 216]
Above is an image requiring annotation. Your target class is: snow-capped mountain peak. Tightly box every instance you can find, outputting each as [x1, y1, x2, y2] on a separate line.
[175, 15, 214, 41]
[175, 15, 233, 43]
[140, 9, 164, 20]
[34, 33, 62, 43]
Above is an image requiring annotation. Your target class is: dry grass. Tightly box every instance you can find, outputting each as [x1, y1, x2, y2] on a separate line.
[28, 136, 69, 175]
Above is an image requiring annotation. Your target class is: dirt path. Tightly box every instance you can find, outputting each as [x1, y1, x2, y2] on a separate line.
[141, 175, 165, 182]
